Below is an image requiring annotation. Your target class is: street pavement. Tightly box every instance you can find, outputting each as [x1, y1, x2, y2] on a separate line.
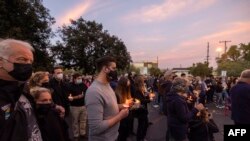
[127, 102, 233, 141]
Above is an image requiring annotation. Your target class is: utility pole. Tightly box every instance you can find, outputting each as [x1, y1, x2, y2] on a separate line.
[206, 42, 210, 65]
[157, 56, 159, 68]
[219, 40, 231, 54]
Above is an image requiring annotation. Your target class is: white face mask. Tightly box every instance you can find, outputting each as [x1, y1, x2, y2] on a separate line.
[76, 79, 82, 84]
[56, 73, 63, 80]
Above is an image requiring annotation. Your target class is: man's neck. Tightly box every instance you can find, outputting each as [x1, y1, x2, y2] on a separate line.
[96, 73, 109, 84]
[239, 78, 250, 84]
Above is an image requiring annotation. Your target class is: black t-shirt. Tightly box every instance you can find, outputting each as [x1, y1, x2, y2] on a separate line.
[68, 82, 87, 106]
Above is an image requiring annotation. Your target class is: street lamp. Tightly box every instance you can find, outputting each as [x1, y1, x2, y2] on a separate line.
[216, 47, 223, 58]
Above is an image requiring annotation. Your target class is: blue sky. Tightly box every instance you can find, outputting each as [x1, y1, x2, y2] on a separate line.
[43, 0, 250, 69]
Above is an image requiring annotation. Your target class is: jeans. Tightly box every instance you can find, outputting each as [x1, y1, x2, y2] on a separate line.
[215, 92, 223, 106]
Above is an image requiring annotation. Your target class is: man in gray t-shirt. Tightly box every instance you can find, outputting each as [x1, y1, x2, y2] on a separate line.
[85, 56, 129, 141]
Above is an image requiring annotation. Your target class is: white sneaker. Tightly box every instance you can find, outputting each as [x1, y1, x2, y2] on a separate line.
[153, 105, 159, 108]
[219, 106, 225, 109]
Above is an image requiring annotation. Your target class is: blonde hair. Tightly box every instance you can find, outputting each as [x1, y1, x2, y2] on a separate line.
[115, 76, 131, 104]
[134, 75, 146, 94]
[29, 71, 49, 88]
[199, 109, 210, 123]
[30, 87, 51, 100]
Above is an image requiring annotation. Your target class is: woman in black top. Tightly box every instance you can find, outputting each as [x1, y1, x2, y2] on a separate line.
[188, 109, 219, 141]
[115, 76, 133, 141]
[133, 75, 152, 141]
[32, 87, 70, 141]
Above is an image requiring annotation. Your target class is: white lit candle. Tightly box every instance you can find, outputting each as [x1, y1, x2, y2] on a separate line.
[149, 93, 155, 100]
[134, 99, 140, 108]
[123, 99, 130, 108]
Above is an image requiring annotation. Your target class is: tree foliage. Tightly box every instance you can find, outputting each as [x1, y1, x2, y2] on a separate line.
[240, 42, 250, 61]
[227, 45, 240, 61]
[189, 62, 213, 77]
[52, 17, 132, 74]
[148, 67, 163, 76]
[0, 0, 55, 70]
[129, 65, 140, 75]
[216, 43, 250, 76]
[217, 61, 249, 77]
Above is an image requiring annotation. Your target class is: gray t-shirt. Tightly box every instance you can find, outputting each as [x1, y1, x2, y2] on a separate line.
[85, 80, 119, 141]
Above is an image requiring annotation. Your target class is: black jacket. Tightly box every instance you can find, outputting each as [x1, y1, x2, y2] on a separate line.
[133, 90, 151, 116]
[49, 78, 70, 115]
[0, 79, 28, 141]
[188, 119, 219, 141]
[166, 91, 198, 140]
[36, 106, 70, 141]
[161, 80, 172, 115]
[230, 81, 250, 124]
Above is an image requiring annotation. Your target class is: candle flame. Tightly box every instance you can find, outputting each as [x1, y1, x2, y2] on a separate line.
[135, 99, 140, 103]
[125, 99, 129, 105]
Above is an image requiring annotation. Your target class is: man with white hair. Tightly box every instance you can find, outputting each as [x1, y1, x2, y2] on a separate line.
[0, 39, 42, 141]
[230, 69, 250, 124]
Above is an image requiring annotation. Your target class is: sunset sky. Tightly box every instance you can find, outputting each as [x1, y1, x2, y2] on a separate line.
[43, 0, 250, 69]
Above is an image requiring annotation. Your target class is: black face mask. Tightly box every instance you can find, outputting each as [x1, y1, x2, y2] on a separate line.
[8, 63, 33, 81]
[107, 70, 118, 81]
[41, 82, 50, 88]
[36, 103, 53, 117]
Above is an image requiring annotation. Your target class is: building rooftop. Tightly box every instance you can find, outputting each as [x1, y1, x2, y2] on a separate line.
[172, 68, 190, 70]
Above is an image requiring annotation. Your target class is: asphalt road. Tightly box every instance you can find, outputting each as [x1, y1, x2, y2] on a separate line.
[127, 102, 233, 141]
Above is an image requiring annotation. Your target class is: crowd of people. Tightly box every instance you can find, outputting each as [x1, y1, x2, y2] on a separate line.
[0, 39, 249, 141]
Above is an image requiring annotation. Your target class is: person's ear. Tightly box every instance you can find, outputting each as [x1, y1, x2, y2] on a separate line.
[104, 66, 110, 73]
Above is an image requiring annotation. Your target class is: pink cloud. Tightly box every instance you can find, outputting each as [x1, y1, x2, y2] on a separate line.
[122, 0, 216, 23]
[56, 0, 94, 26]
[134, 35, 166, 43]
[155, 21, 250, 68]
[131, 51, 146, 57]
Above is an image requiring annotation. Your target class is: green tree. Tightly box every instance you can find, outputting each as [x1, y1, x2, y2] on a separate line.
[129, 64, 140, 74]
[189, 62, 212, 77]
[240, 43, 250, 61]
[217, 61, 249, 77]
[148, 67, 163, 76]
[216, 53, 229, 64]
[0, 0, 55, 70]
[216, 43, 250, 76]
[227, 45, 241, 61]
[52, 17, 132, 74]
